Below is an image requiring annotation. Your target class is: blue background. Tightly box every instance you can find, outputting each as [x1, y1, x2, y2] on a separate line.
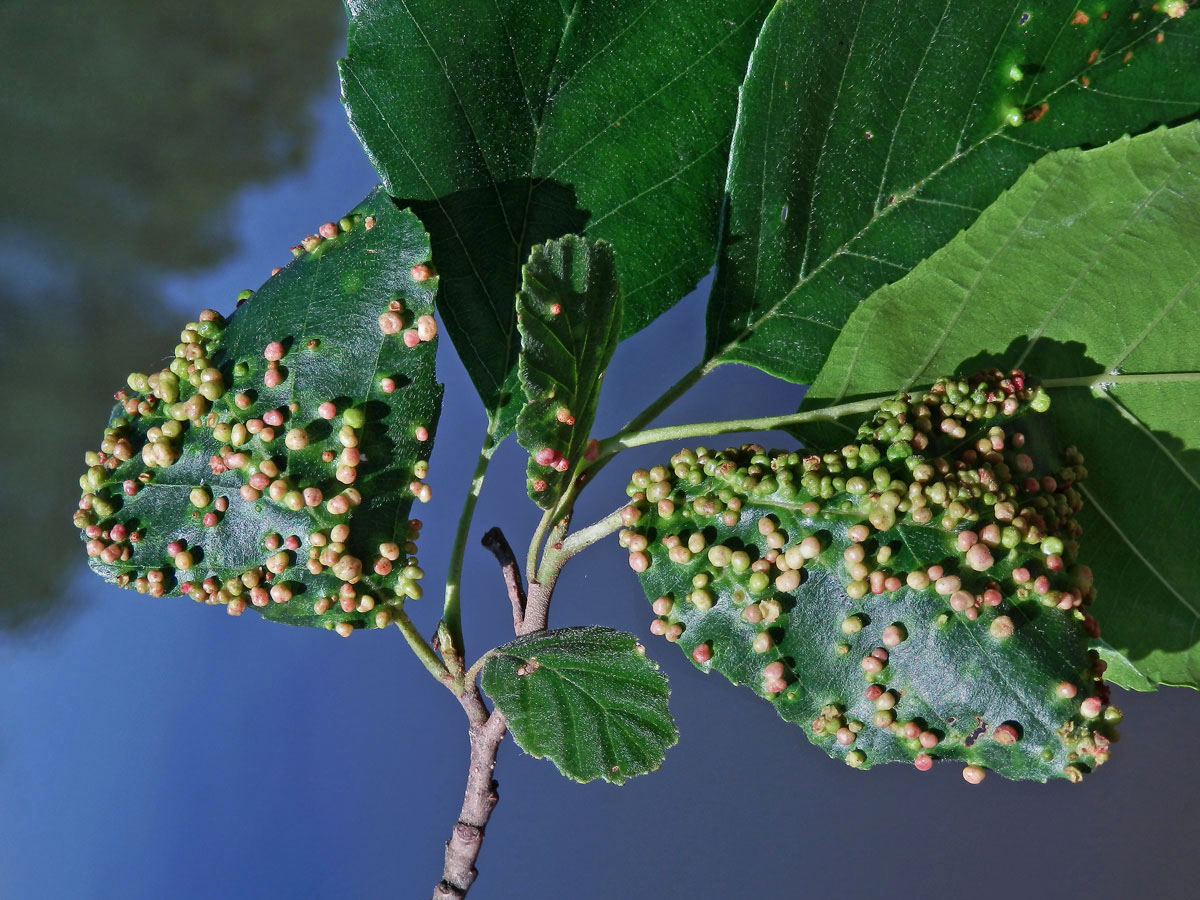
[2, 5, 1198, 898]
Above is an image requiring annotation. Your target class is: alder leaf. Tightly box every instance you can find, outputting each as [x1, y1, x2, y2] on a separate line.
[705, 0, 1200, 383]
[516, 236, 622, 509]
[801, 122, 1200, 689]
[73, 190, 441, 635]
[618, 372, 1119, 783]
[481, 627, 678, 785]
[340, 0, 773, 434]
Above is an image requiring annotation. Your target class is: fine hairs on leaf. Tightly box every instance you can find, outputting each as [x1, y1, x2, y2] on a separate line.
[481, 626, 677, 785]
[516, 235, 622, 510]
[68, 1, 1200, 897]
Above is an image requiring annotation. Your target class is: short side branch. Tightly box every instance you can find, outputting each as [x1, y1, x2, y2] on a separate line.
[481, 527, 527, 630]
[560, 507, 625, 560]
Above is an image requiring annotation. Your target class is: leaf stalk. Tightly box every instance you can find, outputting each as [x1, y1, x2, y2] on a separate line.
[442, 421, 499, 661]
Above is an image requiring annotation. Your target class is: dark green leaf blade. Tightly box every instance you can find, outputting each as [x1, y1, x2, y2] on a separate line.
[340, 0, 773, 432]
[481, 626, 677, 784]
[706, 0, 1200, 383]
[619, 373, 1118, 783]
[516, 236, 622, 508]
[801, 123, 1200, 689]
[74, 189, 442, 635]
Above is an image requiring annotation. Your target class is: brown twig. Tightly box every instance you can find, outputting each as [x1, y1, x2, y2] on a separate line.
[520, 513, 570, 635]
[434, 691, 506, 899]
[481, 527, 527, 630]
[432, 526, 542, 899]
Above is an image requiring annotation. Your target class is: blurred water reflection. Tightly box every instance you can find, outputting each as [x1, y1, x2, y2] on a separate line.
[0, 0, 341, 629]
[2, 6, 1199, 900]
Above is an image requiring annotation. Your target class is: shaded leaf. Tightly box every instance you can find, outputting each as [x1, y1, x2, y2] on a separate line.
[516, 236, 622, 508]
[481, 626, 677, 784]
[73, 190, 441, 634]
[801, 123, 1200, 689]
[706, 0, 1200, 383]
[619, 372, 1118, 782]
[340, 0, 774, 432]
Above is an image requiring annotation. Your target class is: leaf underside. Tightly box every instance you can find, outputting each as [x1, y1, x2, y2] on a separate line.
[516, 236, 622, 509]
[706, 0, 1200, 384]
[340, 0, 773, 433]
[802, 122, 1200, 690]
[74, 189, 442, 634]
[481, 626, 678, 784]
[619, 372, 1119, 783]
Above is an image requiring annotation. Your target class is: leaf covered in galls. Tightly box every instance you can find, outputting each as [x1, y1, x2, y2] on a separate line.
[73, 189, 442, 636]
[617, 370, 1119, 784]
[799, 122, 1200, 690]
[481, 626, 678, 785]
[516, 235, 622, 509]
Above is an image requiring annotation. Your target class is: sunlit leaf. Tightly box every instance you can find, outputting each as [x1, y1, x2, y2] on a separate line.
[74, 190, 441, 635]
[341, 0, 773, 432]
[706, 0, 1200, 383]
[802, 123, 1200, 688]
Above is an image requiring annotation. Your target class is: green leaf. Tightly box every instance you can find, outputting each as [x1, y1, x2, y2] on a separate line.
[481, 627, 677, 784]
[340, 0, 773, 433]
[705, 0, 1200, 383]
[618, 372, 1120, 783]
[73, 189, 442, 635]
[516, 236, 622, 509]
[801, 123, 1200, 689]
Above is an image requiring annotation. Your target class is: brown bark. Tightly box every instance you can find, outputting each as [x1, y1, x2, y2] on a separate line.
[433, 707, 507, 899]
[432, 526, 551, 898]
[481, 527, 527, 631]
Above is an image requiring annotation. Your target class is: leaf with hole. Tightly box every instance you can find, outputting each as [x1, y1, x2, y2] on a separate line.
[481, 626, 677, 784]
[705, 0, 1200, 384]
[800, 122, 1200, 689]
[73, 189, 442, 635]
[619, 372, 1118, 782]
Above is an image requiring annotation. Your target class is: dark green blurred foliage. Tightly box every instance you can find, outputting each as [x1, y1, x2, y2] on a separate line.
[0, 0, 341, 629]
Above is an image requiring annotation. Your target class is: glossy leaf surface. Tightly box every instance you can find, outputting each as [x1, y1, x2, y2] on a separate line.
[74, 190, 441, 634]
[706, 0, 1200, 383]
[340, 0, 773, 433]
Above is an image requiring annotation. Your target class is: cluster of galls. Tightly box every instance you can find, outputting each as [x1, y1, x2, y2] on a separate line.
[617, 370, 1120, 784]
[528, 439, 601, 502]
[165, 519, 426, 637]
[206, 386, 412, 516]
[75, 246, 438, 636]
[532, 438, 599, 482]
[378, 291, 438, 350]
[275, 213, 376, 273]
[75, 310, 232, 564]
